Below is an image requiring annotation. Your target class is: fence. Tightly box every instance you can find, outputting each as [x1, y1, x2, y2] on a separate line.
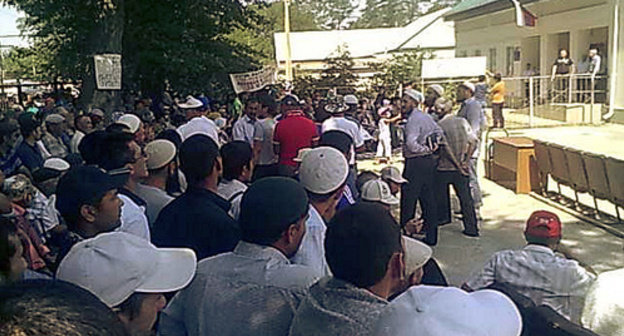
[0, 80, 75, 112]
[420, 74, 608, 129]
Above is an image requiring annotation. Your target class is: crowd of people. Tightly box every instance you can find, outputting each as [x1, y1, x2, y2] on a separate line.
[0, 79, 621, 336]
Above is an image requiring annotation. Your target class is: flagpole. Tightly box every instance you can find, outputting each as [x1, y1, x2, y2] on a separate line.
[284, 0, 293, 82]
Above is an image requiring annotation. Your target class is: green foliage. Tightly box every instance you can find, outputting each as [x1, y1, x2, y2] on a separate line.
[227, 1, 318, 65]
[354, 0, 461, 29]
[1, 0, 264, 100]
[369, 50, 434, 93]
[297, 0, 357, 30]
[1, 47, 47, 81]
[293, 46, 357, 97]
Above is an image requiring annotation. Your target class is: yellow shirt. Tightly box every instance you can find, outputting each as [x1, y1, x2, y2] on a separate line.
[491, 81, 505, 104]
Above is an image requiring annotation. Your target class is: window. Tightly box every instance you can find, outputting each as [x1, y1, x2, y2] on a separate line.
[458, 50, 468, 57]
[506, 46, 515, 76]
[488, 48, 497, 72]
[475, 50, 482, 57]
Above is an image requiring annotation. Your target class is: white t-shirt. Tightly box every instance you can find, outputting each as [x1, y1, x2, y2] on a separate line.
[321, 117, 364, 165]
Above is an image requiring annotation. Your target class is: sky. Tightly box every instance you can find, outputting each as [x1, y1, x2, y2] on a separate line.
[0, 5, 28, 48]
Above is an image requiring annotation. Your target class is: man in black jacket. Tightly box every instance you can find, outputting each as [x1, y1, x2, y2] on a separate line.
[152, 134, 240, 259]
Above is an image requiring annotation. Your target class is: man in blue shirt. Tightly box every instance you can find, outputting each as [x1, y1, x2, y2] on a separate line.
[16, 113, 44, 173]
[400, 89, 443, 246]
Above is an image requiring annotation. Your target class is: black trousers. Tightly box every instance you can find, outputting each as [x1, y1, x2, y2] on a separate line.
[400, 155, 438, 246]
[492, 103, 504, 128]
[435, 170, 479, 235]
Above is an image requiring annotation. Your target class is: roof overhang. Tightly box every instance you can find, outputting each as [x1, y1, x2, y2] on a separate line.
[444, 0, 540, 22]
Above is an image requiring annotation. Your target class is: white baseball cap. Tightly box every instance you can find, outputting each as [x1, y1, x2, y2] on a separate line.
[116, 114, 142, 133]
[460, 81, 476, 93]
[344, 94, 358, 105]
[57, 232, 197, 307]
[404, 89, 424, 103]
[361, 179, 399, 206]
[299, 147, 349, 194]
[403, 236, 432, 274]
[44, 113, 65, 124]
[145, 139, 176, 170]
[375, 287, 522, 336]
[380, 166, 407, 184]
[43, 158, 71, 172]
[427, 84, 445, 97]
[177, 95, 204, 109]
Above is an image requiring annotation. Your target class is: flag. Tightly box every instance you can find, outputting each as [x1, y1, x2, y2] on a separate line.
[510, 0, 537, 27]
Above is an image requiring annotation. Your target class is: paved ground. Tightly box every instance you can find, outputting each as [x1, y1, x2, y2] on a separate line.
[357, 123, 624, 286]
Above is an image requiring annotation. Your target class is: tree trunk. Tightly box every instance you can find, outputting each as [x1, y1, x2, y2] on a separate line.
[80, 0, 124, 117]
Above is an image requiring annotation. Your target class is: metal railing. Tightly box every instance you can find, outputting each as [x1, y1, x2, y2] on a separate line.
[418, 74, 608, 129]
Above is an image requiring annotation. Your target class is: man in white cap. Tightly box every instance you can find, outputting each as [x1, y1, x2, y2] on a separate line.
[116, 114, 146, 146]
[176, 95, 220, 145]
[361, 179, 399, 211]
[89, 108, 105, 130]
[158, 177, 317, 336]
[400, 89, 443, 246]
[232, 96, 263, 146]
[374, 286, 522, 336]
[433, 97, 479, 237]
[424, 84, 445, 121]
[380, 166, 407, 196]
[290, 203, 405, 336]
[292, 146, 349, 279]
[322, 96, 365, 196]
[134, 139, 176, 227]
[57, 231, 197, 335]
[41, 113, 69, 158]
[457, 81, 485, 218]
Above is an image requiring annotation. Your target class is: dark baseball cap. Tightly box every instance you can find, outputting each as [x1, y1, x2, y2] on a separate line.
[281, 94, 301, 107]
[56, 166, 122, 226]
[239, 177, 309, 245]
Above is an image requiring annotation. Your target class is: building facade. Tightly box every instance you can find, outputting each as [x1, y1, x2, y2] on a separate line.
[273, 8, 455, 80]
[445, 0, 624, 122]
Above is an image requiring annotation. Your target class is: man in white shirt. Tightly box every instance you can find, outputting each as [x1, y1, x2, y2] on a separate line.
[322, 98, 365, 165]
[292, 147, 348, 278]
[463, 210, 595, 323]
[158, 177, 317, 336]
[252, 96, 279, 181]
[216, 141, 254, 220]
[69, 115, 93, 154]
[94, 131, 151, 241]
[176, 95, 220, 145]
[232, 97, 263, 146]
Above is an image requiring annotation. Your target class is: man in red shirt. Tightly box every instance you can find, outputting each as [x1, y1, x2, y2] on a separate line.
[273, 95, 319, 177]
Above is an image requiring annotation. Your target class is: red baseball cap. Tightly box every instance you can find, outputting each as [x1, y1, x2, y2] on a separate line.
[525, 210, 562, 238]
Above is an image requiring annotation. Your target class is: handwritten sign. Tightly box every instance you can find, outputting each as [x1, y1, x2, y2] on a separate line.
[229, 67, 276, 94]
[94, 54, 122, 90]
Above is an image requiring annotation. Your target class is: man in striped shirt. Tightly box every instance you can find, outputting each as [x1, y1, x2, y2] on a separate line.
[462, 211, 595, 323]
